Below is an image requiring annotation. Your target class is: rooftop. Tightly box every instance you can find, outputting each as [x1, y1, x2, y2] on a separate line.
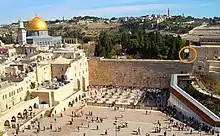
[35, 80, 71, 92]
[200, 35, 220, 39]
[0, 81, 13, 92]
[51, 56, 72, 64]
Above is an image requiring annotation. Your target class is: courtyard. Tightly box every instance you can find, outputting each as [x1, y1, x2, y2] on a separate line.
[10, 105, 211, 136]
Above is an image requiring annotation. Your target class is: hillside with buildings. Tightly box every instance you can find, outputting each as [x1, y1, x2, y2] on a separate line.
[2, 11, 220, 136]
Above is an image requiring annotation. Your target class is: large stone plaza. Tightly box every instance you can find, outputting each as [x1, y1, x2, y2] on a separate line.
[7, 104, 209, 136]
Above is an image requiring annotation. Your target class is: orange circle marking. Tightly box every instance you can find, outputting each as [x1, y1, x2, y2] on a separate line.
[178, 46, 198, 64]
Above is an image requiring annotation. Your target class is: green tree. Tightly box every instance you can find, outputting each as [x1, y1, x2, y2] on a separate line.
[94, 31, 116, 58]
[0, 35, 13, 44]
[95, 22, 185, 60]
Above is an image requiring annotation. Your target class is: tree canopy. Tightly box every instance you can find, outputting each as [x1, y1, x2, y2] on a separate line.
[0, 34, 13, 44]
[94, 21, 188, 59]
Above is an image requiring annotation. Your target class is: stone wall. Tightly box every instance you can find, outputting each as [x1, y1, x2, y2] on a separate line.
[190, 46, 220, 60]
[88, 58, 193, 88]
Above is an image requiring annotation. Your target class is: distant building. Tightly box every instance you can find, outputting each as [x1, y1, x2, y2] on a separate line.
[17, 16, 62, 47]
[168, 8, 170, 17]
[200, 36, 220, 45]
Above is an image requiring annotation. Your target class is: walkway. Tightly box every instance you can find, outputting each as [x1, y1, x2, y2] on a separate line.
[192, 78, 220, 100]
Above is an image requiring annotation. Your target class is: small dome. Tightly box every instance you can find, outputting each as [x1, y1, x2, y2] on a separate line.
[26, 17, 48, 31]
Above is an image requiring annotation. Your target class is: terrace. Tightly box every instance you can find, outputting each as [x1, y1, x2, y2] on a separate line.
[36, 79, 71, 91]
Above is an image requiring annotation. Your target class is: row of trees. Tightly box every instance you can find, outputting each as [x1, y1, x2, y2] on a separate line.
[94, 28, 188, 59]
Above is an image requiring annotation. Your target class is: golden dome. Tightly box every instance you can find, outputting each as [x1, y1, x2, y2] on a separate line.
[26, 17, 48, 31]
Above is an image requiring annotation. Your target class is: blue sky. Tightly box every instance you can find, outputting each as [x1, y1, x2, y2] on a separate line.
[0, 0, 218, 24]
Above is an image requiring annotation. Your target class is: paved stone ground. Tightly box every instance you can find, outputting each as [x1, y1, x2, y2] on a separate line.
[12, 106, 212, 136]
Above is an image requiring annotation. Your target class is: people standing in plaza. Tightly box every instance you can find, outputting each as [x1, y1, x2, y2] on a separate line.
[50, 124, 53, 129]
[164, 131, 167, 136]
[138, 127, 141, 135]
[97, 125, 99, 130]
[125, 122, 128, 127]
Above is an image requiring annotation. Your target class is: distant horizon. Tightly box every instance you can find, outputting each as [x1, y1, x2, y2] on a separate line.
[0, 0, 218, 24]
[1, 13, 216, 25]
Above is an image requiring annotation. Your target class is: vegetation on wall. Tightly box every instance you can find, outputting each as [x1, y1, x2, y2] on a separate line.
[200, 75, 220, 95]
[184, 82, 220, 117]
[30, 82, 36, 89]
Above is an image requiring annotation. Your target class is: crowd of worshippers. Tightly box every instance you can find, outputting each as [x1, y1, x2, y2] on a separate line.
[143, 88, 169, 107]
[164, 106, 217, 134]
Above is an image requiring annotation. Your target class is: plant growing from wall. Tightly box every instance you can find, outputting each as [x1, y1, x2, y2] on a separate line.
[30, 82, 36, 89]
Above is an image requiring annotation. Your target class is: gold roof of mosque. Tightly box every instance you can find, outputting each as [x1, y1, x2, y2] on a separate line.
[26, 17, 48, 31]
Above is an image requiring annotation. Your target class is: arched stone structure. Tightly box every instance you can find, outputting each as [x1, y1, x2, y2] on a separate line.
[23, 109, 28, 116]
[11, 116, 16, 122]
[75, 97, 78, 102]
[33, 103, 38, 109]
[28, 106, 33, 111]
[68, 101, 72, 107]
[4, 120, 10, 126]
[17, 112, 22, 119]
[41, 101, 47, 104]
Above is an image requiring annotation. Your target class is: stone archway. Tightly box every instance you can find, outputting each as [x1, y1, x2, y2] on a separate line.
[4, 120, 10, 126]
[17, 112, 22, 119]
[33, 103, 38, 109]
[23, 109, 28, 116]
[82, 77, 86, 91]
[68, 101, 72, 107]
[28, 106, 33, 111]
[77, 79, 81, 90]
[41, 101, 47, 104]
[11, 116, 16, 122]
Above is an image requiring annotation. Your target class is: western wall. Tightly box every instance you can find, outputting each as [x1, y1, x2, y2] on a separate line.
[88, 58, 193, 88]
